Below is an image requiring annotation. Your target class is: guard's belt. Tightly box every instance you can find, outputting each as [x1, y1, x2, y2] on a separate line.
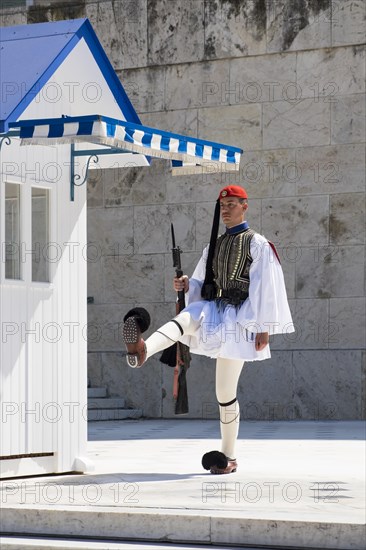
[216, 288, 248, 305]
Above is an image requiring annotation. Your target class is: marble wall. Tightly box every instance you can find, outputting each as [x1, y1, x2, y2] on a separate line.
[2, 0, 364, 419]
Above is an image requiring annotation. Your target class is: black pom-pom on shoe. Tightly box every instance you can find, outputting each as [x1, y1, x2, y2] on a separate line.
[201, 450, 228, 471]
[123, 307, 150, 333]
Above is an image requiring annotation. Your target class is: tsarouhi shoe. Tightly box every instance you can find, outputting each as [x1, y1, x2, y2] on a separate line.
[201, 450, 238, 475]
[122, 308, 150, 368]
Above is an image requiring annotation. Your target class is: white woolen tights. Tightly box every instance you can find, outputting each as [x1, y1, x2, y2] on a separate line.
[215, 357, 244, 460]
[144, 312, 244, 460]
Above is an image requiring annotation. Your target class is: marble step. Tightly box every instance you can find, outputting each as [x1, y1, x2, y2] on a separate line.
[0, 506, 363, 549]
[0, 537, 249, 550]
[87, 398, 126, 410]
[87, 387, 107, 398]
[87, 408, 142, 421]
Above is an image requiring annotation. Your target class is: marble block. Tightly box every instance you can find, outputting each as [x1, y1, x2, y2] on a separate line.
[165, 173, 240, 206]
[262, 196, 329, 247]
[87, 304, 134, 352]
[87, 169, 103, 208]
[142, 109, 198, 137]
[134, 203, 195, 254]
[198, 104, 262, 152]
[292, 350, 363, 419]
[0, 9, 27, 26]
[296, 144, 366, 195]
[104, 162, 168, 207]
[27, 1, 85, 24]
[147, 0, 205, 65]
[229, 52, 296, 104]
[297, 46, 365, 100]
[165, 60, 230, 110]
[275, 248, 296, 300]
[238, 351, 294, 421]
[103, 254, 165, 304]
[289, 9, 331, 52]
[204, 0, 266, 59]
[87, 352, 103, 388]
[85, 0, 147, 70]
[87, 206, 133, 257]
[266, 0, 331, 53]
[263, 99, 331, 149]
[329, 193, 365, 245]
[332, 0, 366, 46]
[118, 66, 166, 113]
[329, 298, 366, 349]
[240, 148, 297, 198]
[87, 257, 103, 305]
[295, 245, 365, 299]
[271, 298, 329, 351]
[331, 94, 366, 145]
[244, 199, 262, 234]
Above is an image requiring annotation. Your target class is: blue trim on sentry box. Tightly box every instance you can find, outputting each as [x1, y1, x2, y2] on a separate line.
[1, 19, 144, 132]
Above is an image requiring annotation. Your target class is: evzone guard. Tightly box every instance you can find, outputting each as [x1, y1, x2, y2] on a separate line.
[123, 185, 294, 474]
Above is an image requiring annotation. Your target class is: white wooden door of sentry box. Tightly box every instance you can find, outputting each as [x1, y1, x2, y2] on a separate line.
[0, 139, 89, 478]
[0, 138, 58, 475]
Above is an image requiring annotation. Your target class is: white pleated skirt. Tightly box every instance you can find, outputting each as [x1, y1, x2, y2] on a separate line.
[179, 300, 271, 362]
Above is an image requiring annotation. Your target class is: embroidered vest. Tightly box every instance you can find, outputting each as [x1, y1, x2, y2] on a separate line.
[212, 228, 255, 304]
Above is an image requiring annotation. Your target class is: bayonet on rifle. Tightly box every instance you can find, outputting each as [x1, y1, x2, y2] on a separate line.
[171, 223, 184, 309]
[171, 223, 183, 275]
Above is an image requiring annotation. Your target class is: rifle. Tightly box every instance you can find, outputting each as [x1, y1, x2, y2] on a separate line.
[159, 223, 191, 415]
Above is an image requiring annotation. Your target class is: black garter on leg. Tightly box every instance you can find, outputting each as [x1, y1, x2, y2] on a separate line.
[219, 397, 237, 407]
[218, 397, 239, 424]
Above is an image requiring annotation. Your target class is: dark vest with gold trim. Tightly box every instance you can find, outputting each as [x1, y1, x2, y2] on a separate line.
[212, 226, 256, 306]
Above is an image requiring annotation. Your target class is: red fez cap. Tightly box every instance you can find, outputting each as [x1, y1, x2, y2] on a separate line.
[218, 185, 248, 200]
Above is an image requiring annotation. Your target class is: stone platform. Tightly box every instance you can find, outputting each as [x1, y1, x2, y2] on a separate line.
[0, 420, 365, 549]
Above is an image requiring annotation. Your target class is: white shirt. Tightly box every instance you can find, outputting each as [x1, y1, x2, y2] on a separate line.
[180, 232, 295, 361]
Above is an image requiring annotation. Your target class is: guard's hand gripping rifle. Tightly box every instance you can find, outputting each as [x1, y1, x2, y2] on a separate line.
[159, 224, 191, 415]
[171, 224, 185, 312]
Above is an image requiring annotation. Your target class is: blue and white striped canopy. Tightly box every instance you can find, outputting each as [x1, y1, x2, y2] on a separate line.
[12, 114, 242, 175]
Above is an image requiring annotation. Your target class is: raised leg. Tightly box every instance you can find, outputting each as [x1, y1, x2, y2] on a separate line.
[123, 309, 200, 367]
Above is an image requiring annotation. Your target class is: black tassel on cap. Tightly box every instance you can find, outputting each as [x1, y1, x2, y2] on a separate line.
[201, 199, 220, 300]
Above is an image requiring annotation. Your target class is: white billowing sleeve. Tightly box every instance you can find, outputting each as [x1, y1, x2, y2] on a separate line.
[185, 246, 209, 305]
[248, 234, 295, 335]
